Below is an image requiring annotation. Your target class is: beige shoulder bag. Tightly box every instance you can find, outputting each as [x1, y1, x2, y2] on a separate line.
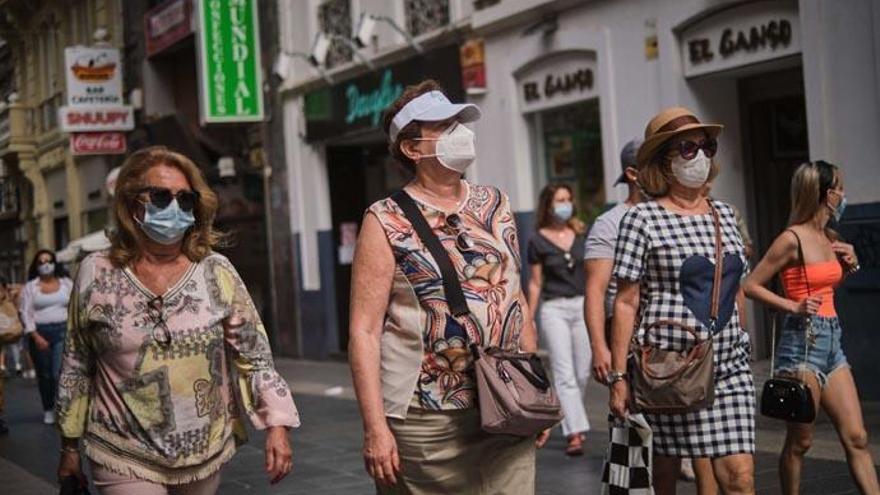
[630, 200, 721, 414]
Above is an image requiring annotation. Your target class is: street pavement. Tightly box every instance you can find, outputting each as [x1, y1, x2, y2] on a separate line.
[0, 358, 874, 494]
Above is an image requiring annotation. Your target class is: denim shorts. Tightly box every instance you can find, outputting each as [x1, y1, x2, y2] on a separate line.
[775, 314, 849, 388]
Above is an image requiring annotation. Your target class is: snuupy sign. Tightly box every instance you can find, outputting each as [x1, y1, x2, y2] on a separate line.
[196, 0, 264, 123]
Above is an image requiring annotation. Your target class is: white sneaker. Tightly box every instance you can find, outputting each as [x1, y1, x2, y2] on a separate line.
[24, 369, 35, 379]
[43, 410, 55, 425]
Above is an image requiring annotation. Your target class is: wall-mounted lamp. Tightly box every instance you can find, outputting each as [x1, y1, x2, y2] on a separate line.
[274, 49, 334, 84]
[314, 31, 376, 71]
[354, 13, 424, 54]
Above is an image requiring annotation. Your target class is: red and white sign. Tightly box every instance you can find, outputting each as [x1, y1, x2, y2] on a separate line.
[70, 132, 127, 156]
[145, 0, 193, 57]
[59, 106, 135, 132]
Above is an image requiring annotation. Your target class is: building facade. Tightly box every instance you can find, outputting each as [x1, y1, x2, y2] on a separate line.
[0, 0, 125, 281]
[279, 0, 880, 399]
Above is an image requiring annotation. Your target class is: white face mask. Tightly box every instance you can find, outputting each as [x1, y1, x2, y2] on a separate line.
[417, 123, 477, 174]
[670, 149, 711, 189]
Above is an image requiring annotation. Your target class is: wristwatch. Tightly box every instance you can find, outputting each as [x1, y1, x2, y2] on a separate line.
[607, 371, 627, 385]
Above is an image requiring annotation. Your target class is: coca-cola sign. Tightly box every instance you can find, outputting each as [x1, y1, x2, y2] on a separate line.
[70, 132, 127, 156]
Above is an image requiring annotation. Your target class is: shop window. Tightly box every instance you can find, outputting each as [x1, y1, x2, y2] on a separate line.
[53, 216, 69, 251]
[318, 0, 353, 69]
[531, 99, 605, 224]
[83, 208, 108, 234]
[405, 0, 450, 37]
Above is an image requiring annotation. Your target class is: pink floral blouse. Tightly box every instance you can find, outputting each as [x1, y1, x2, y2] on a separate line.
[57, 251, 300, 484]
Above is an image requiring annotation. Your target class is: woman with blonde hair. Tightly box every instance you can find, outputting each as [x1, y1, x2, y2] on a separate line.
[609, 107, 755, 494]
[526, 183, 590, 455]
[55, 146, 300, 494]
[743, 160, 877, 494]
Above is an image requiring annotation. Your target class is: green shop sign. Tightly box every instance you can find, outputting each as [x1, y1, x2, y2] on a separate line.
[345, 70, 404, 126]
[196, 0, 264, 123]
[303, 45, 464, 142]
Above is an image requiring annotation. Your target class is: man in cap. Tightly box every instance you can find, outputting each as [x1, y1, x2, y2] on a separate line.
[583, 138, 644, 386]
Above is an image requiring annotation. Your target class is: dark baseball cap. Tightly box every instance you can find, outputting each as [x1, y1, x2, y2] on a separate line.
[614, 138, 643, 185]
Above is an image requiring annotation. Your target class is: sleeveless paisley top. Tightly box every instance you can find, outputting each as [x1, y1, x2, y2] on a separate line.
[368, 182, 525, 417]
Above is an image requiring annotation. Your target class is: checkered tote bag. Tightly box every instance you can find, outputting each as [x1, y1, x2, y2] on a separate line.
[601, 413, 654, 495]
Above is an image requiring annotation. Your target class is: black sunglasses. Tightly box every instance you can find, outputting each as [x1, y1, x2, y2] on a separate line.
[670, 138, 718, 160]
[137, 187, 199, 212]
[445, 213, 475, 252]
[147, 295, 172, 348]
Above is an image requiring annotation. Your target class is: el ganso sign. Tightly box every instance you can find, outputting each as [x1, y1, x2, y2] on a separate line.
[196, 0, 265, 124]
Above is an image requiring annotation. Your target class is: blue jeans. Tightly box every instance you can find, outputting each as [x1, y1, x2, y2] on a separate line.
[28, 322, 66, 411]
[775, 315, 848, 388]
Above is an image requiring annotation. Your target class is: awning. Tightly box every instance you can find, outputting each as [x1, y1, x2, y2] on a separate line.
[56, 230, 111, 263]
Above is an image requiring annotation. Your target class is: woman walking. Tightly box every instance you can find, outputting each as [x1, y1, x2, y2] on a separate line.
[0, 277, 23, 434]
[19, 249, 72, 425]
[527, 183, 590, 456]
[609, 107, 755, 495]
[55, 146, 300, 494]
[743, 160, 878, 494]
[349, 80, 545, 494]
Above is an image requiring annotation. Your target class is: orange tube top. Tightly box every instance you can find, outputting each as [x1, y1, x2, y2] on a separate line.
[780, 260, 843, 317]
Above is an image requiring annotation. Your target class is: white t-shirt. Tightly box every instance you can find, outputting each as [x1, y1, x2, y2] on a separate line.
[20, 277, 72, 332]
[584, 203, 631, 316]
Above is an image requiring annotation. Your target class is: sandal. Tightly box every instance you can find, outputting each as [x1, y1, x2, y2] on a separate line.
[565, 434, 584, 456]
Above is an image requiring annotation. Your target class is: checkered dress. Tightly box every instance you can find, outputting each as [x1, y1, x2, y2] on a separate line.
[613, 200, 755, 458]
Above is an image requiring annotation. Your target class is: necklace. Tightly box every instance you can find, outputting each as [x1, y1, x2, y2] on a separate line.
[409, 182, 465, 211]
[669, 194, 704, 211]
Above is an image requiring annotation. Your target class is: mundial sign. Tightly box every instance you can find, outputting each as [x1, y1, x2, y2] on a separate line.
[196, 0, 265, 124]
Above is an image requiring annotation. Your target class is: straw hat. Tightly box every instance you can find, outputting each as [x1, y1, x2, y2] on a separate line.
[636, 107, 723, 168]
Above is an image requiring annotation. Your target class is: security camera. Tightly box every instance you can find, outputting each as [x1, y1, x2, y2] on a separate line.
[310, 32, 331, 67]
[354, 13, 376, 49]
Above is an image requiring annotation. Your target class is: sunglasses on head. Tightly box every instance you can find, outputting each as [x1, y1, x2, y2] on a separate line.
[669, 138, 718, 160]
[137, 187, 199, 212]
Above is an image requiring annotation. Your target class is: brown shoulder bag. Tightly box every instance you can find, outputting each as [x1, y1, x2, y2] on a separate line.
[391, 190, 563, 436]
[629, 200, 722, 414]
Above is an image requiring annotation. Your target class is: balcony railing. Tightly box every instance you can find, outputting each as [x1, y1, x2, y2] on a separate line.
[0, 104, 9, 148]
[0, 179, 19, 218]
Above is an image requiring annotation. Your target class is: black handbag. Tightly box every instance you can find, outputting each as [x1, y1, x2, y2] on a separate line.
[59, 475, 91, 495]
[759, 230, 817, 424]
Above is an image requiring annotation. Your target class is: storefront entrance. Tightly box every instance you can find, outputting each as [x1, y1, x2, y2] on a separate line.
[326, 143, 411, 352]
[529, 98, 605, 222]
[740, 67, 809, 352]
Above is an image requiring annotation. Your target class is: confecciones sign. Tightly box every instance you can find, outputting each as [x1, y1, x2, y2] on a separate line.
[679, 2, 801, 79]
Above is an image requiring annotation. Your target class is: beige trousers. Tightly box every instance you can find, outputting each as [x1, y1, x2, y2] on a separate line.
[380, 408, 536, 495]
[90, 462, 222, 495]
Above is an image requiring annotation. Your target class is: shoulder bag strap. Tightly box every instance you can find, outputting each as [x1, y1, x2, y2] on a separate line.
[707, 200, 723, 333]
[390, 190, 471, 318]
[784, 228, 812, 380]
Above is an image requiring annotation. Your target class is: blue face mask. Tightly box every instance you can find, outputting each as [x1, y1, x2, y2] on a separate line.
[833, 195, 847, 222]
[828, 191, 847, 222]
[553, 202, 573, 221]
[136, 199, 195, 245]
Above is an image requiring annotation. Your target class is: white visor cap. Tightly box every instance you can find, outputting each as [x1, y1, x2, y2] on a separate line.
[388, 91, 481, 142]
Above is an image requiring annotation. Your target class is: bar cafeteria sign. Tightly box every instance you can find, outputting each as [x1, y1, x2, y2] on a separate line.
[196, 0, 264, 123]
